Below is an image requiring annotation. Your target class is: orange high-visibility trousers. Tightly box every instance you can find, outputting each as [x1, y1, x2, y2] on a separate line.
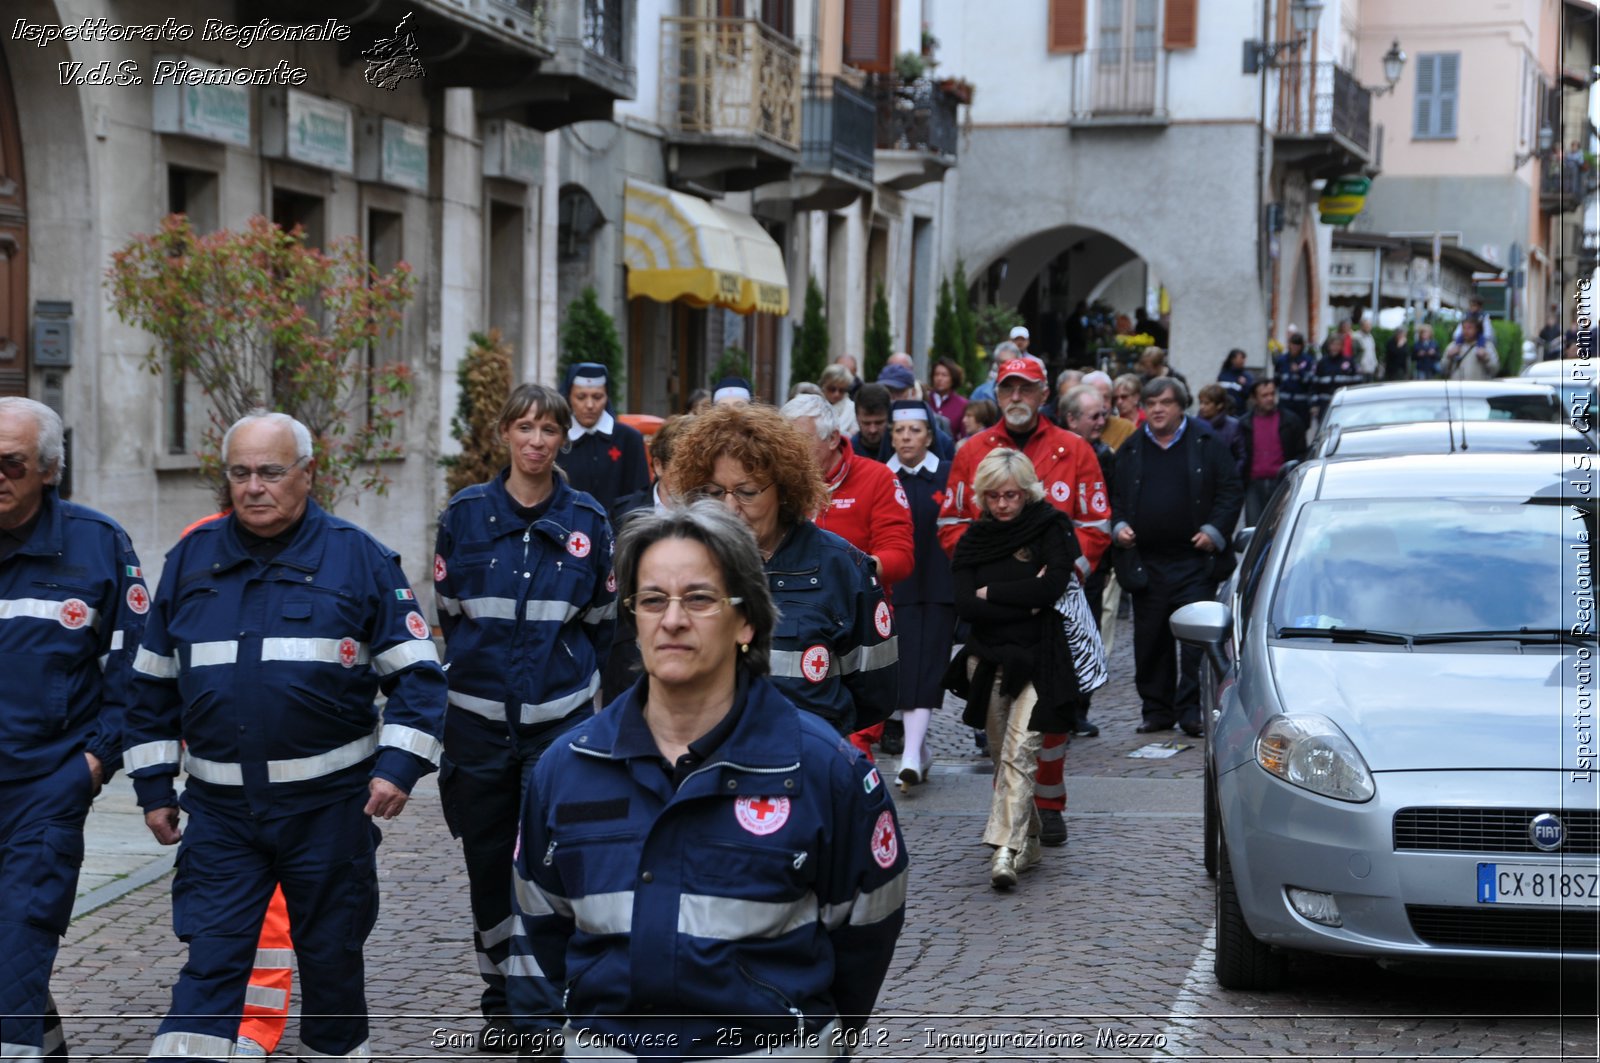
[237, 885, 294, 1051]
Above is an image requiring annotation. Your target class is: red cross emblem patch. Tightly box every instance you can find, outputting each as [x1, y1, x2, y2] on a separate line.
[734, 795, 791, 835]
[567, 531, 592, 558]
[874, 600, 893, 638]
[405, 611, 429, 640]
[932, 489, 945, 507]
[433, 554, 447, 582]
[126, 584, 150, 615]
[337, 637, 360, 668]
[801, 644, 830, 683]
[1050, 481, 1070, 503]
[893, 483, 908, 509]
[871, 810, 898, 868]
[607, 446, 622, 462]
[59, 598, 89, 630]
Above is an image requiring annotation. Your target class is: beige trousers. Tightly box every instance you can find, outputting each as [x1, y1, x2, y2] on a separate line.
[981, 677, 1043, 851]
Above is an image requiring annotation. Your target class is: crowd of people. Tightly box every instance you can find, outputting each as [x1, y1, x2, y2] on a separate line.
[13, 302, 1510, 1060]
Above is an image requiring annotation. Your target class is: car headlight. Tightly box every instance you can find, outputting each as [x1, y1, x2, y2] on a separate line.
[1255, 714, 1375, 802]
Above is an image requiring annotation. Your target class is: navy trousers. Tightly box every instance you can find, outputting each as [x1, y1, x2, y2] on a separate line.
[0, 756, 94, 1060]
[149, 791, 380, 1062]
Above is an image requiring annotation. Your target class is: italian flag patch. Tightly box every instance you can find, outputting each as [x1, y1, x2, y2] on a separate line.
[394, 588, 416, 601]
[125, 566, 143, 578]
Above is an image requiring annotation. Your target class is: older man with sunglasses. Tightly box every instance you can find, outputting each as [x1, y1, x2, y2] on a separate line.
[124, 410, 447, 1063]
[0, 397, 149, 1061]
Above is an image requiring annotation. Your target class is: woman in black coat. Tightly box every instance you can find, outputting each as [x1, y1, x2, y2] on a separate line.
[949, 449, 1084, 890]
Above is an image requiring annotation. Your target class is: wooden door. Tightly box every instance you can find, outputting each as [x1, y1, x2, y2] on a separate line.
[0, 46, 28, 398]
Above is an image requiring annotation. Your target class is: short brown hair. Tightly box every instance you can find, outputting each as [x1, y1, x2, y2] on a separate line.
[650, 415, 689, 468]
[666, 403, 827, 526]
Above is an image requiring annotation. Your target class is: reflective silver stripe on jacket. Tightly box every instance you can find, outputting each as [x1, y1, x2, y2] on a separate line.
[133, 647, 179, 679]
[294, 1039, 371, 1060]
[188, 641, 239, 668]
[124, 740, 182, 773]
[436, 593, 461, 616]
[149, 1031, 237, 1059]
[255, 947, 294, 969]
[839, 637, 898, 675]
[676, 892, 817, 940]
[570, 890, 634, 936]
[560, 1021, 841, 1061]
[498, 952, 545, 978]
[184, 732, 380, 786]
[448, 689, 507, 722]
[768, 649, 838, 681]
[819, 868, 906, 929]
[261, 637, 370, 667]
[374, 639, 439, 676]
[478, 914, 518, 948]
[379, 723, 442, 766]
[521, 673, 600, 726]
[0, 597, 100, 628]
[515, 870, 574, 919]
[1, 1041, 44, 1058]
[582, 600, 617, 624]
[461, 596, 518, 620]
[526, 599, 579, 623]
[244, 984, 287, 1011]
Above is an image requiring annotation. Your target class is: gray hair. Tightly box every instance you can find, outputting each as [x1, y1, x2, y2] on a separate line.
[1056, 369, 1084, 393]
[1063, 384, 1102, 421]
[788, 381, 824, 400]
[222, 410, 314, 464]
[1142, 375, 1191, 409]
[613, 500, 778, 678]
[779, 394, 839, 440]
[819, 364, 853, 389]
[993, 341, 1021, 361]
[972, 448, 1045, 513]
[1083, 370, 1113, 390]
[0, 397, 65, 482]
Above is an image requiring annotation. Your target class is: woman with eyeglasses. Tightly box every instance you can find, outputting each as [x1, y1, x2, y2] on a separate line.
[503, 502, 906, 1059]
[1113, 373, 1146, 426]
[949, 449, 1084, 889]
[431, 383, 617, 1043]
[666, 403, 898, 737]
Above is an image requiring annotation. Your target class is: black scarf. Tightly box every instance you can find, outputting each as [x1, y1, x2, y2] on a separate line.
[952, 499, 1074, 570]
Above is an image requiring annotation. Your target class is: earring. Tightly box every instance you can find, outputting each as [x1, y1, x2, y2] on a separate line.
[739, 642, 749, 654]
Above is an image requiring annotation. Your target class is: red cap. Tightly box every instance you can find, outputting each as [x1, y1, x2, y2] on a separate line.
[997, 358, 1045, 384]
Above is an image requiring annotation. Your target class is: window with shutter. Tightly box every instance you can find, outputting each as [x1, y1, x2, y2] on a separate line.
[1163, 0, 1197, 50]
[844, 0, 892, 72]
[1049, 0, 1087, 53]
[1413, 52, 1459, 139]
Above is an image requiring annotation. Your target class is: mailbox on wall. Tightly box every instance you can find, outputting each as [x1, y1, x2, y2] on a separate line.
[32, 300, 72, 368]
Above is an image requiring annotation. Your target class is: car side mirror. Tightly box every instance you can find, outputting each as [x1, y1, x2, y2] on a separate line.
[1171, 600, 1233, 676]
[1232, 527, 1254, 554]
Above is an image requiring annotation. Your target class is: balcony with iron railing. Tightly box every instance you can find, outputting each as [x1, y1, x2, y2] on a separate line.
[863, 76, 960, 190]
[659, 16, 801, 190]
[1070, 47, 1165, 123]
[1539, 156, 1588, 214]
[1269, 61, 1375, 178]
[522, 0, 636, 128]
[800, 77, 875, 185]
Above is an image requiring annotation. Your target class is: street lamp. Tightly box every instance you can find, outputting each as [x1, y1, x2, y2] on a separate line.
[1366, 40, 1407, 96]
[1242, 0, 1323, 72]
[1514, 125, 1555, 169]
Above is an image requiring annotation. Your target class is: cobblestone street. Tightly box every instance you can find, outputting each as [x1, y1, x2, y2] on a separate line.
[53, 612, 1600, 1060]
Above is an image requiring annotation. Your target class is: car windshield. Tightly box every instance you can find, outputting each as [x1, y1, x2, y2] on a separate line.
[1270, 498, 1588, 637]
[1335, 393, 1563, 429]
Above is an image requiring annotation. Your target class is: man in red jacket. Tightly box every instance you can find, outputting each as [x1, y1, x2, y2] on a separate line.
[938, 358, 1110, 847]
[782, 394, 914, 756]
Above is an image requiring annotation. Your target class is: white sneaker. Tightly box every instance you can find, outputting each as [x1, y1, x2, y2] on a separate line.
[235, 1035, 269, 1057]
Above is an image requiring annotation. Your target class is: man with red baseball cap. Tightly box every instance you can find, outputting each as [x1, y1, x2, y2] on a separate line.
[939, 357, 1110, 848]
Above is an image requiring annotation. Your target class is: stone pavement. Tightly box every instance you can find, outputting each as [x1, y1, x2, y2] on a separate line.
[50, 610, 1596, 1060]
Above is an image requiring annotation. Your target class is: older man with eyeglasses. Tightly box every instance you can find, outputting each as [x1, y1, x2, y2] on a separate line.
[0, 397, 148, 1061]
[125, 410, 447, 1063]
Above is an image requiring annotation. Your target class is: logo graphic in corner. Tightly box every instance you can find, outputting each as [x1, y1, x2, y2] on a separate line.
[801, 644, 831, 683]
[362, 13, 425, 90]
[735, 795, 791, 835]
[1530, 813, 1565, 852]
[874, 600, 893, 638]
[59, 598, 89, 630]
[433, 554, 447, 582]
[871, 810, 898, 868]
[1050, 480, 1070, 503]
[337, 637, 360, 669]
[567, 531, 592, 559]
[126, 584, 150, 615]
[405, 611, 430, 640]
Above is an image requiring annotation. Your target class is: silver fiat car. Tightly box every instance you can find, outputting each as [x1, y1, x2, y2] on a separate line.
[1173, 451, 1597, 989]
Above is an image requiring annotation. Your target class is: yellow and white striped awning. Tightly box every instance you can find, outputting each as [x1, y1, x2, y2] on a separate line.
[623, 179, 790, 316]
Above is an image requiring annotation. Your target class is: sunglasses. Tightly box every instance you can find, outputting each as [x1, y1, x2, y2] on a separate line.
[0, 456, 28, 481]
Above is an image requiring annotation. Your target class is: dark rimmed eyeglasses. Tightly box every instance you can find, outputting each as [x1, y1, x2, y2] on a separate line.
[0, 456, 29, 481]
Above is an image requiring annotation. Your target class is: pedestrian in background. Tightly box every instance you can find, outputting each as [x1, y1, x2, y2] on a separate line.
[820, 363, 859, 436]
[1113, 373, 1146, 427]
[960, 398, 1000, 443]
[1197, 383, 1246, 478]
[562, 362, 650, 513]
[886, 399, 955, 790]
[1312, 335, 1364, 429]
[1215, 349, 1254, 412]
[1272, 332, 1318, 436]
[504, 502, 906, 1059]
[851, 383, 893, 464]
[927, 357, 968, 440]
[433, 384, 616, 1041]
[126, 411, 447, 1063]
[1412, 323, 1442, 379]
[1384, 325, 1413, 381]
[1353, 315, 1379, 378]
[1111, 380, 1242, 738]
[950, 449, 1083, 889]
[668, 403, 897, 738]
[1444, 316, 1499, 381]
[0, 398, 147, 1062]
[1237, 379, 1307, 525]
[1084, 371, 1135, 451]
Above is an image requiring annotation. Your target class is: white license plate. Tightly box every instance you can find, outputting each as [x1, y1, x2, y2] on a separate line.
[1477, 863, 1600, 906]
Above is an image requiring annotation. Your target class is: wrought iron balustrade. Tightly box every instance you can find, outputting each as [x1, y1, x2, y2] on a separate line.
[660, 16, 801, 151]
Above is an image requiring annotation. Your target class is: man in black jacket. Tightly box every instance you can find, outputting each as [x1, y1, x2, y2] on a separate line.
[1111, 378, 1243, 737]
[1236, 378, 1307, 525]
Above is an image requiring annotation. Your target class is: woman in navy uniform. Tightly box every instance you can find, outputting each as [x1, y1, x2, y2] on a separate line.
[884, 399, 953, 792]
[562, 362, 650, 513]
